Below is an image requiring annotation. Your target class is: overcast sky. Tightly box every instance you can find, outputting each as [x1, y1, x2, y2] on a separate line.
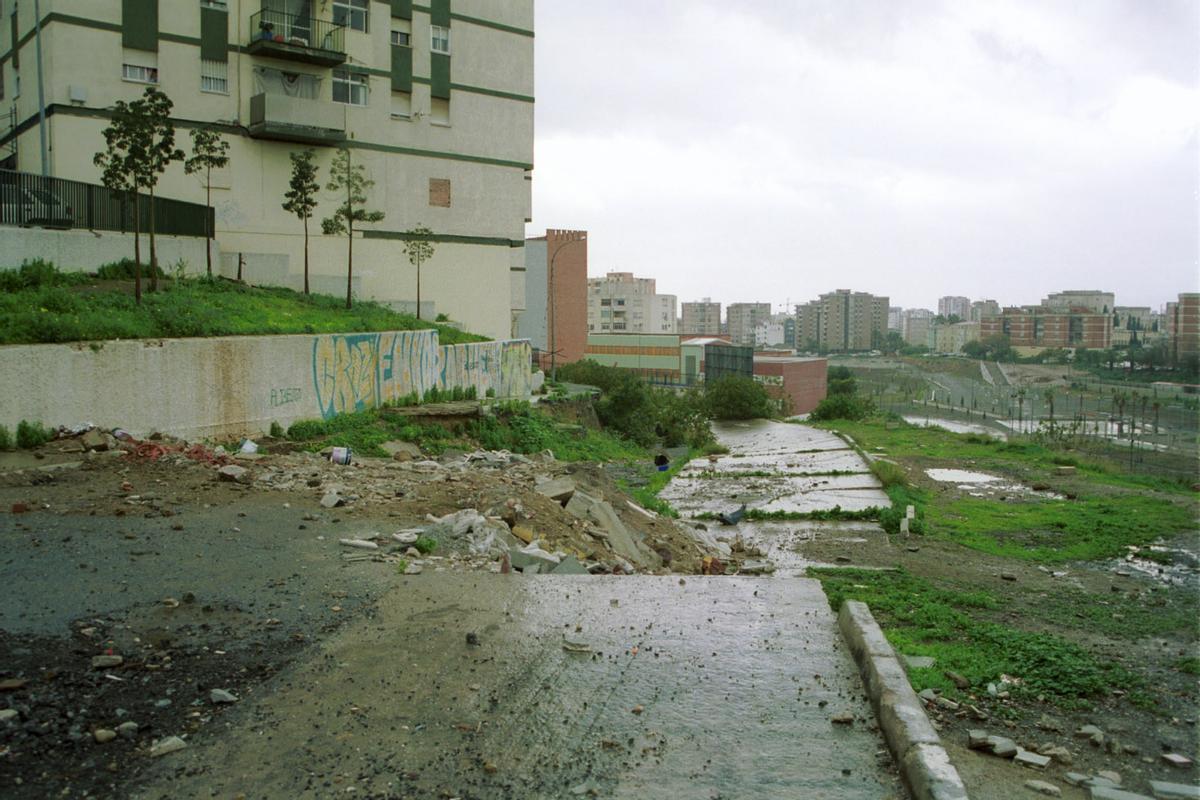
[527, 1, 1199, 313]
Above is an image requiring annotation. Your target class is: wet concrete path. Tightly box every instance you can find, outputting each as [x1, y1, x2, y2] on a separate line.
[132, 576, 899, 799]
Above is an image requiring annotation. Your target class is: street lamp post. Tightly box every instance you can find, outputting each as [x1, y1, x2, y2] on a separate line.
[547, 232, 585, 382]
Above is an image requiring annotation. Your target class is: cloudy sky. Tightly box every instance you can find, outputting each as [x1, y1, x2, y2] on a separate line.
[527, 1, 1199, 313]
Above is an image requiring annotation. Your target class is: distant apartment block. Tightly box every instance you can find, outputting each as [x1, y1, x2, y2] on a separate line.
[900, 308, 934, 347]
[754, 317, 786, 348]
[796, 290, 889, 351]
[681, 298, 722, 335]
[887, 306, 903, 331]
[938, 296, 971, 320]
[1111, 306, 1157, 347]
[587, 272, 677, 334]
[970, 299, 1000, 322]
[726, 303, 772, 346]
[932, 321, 981, 354]
[981, 307, 1112, 351]
[0, 0, 535, 341]
[1041, 290, 1115, 315]
[1166, 293, 1200, 367]
[520, 230, 587, 370]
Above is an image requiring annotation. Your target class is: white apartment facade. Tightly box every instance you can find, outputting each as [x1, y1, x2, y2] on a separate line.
[681, 298, 721, 335]
[587, 271, 677, 334]
[726, 302, 770, 347]
[0, 0, 534, 340]
[937, 295, 970, 320]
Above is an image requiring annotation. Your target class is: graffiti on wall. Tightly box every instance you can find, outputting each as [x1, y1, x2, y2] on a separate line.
[312, 331, 533, 420]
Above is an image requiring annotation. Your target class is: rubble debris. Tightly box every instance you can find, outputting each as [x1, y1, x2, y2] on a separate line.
[535, 477, 577, 505]
[217, 464, 251, 484]
[149, 736, 188, 757]
[210, 689, 239, 704]
[339, 538, 380, 550]
[320, 491, 344, 509]
[718, 504, 747, 525]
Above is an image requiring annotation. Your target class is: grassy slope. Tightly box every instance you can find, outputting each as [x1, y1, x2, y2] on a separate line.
[0, 272, 485, 345]
[817, 418, 1196, 563]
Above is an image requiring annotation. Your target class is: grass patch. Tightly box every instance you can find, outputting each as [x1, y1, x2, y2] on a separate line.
[0, 266, 485, 345]
[812, 568, 1138, 702]
[16, 420, 53, 449]
[0, 425, 11, 451]
[926, 494, 1196, 563]
[694, 506, 884, 522]
[1176, 658, 1200, 675]
[1034, 586, 1199, 639]
[619, 450, 696, 518]
[413, 535, 437, 555]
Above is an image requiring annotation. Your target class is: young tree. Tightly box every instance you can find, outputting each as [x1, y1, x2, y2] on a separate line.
[321, 148, 384, 309]
[184, 127, 230, 278]
[402, 225, 436, 320]
[282, 149, 320, 295]
[128, 88, 183, 293]
[94, 107, 145, 302]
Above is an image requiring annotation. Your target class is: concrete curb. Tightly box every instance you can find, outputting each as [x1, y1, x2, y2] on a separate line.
[838, 600, 969, 800]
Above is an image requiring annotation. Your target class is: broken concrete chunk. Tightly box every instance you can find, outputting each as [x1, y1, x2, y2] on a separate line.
[80, 428, 109, 452]
[1089, 787, 1155, 800]
[210, 689, 238, 704]
[534, 477, 576, 505]
[339, 538, 379, 550]
[1015, 749, 1051, 769]
[902, 654, 936, 669]
[320, 491, 343, 509]
[987, 736, 1018, 758]
[1024, 780, 1061, 797]
[149, 736, 187, 757]
[217, 464, 251, 484]
[1149, 781, 1200, 800]
[967, 729, 991, 750]
[550, 555, 589, 575]
[738, 560, 776, 575]
[91, 655, 123, 669]
[380, 440, 422, 461]
[1160, 753, 1193, 768]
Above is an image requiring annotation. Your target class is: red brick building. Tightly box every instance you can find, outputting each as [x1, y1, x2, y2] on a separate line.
[1167, 293, 1200, 367]
[753, 356, 828, 414]
[522, 230, 588, 371]
[980, 307, 1111, 350]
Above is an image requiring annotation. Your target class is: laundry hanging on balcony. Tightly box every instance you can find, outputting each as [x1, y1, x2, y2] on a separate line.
[253, 66, 322, 99]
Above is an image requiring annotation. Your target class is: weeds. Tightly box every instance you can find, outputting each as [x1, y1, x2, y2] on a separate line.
[413, 535, 437, 554]
[0, 425, 11, 450]
[16, 420, 52, 449]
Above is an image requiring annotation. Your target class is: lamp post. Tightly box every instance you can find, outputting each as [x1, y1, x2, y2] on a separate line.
[547, 232, 585, 382]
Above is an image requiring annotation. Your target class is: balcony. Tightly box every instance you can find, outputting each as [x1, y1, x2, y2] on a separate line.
[246, 9, 346, 66]
[248, 93, 346, 146]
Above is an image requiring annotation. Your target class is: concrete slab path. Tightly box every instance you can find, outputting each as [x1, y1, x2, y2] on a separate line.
[132, 576, 902, 799]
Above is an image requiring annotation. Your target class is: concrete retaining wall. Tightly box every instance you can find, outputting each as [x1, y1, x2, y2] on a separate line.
[0, 226, 216, 275]
[1, 330, 535, 440]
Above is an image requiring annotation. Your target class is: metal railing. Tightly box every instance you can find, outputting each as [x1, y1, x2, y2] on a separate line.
[249, 8, 345, 54]
[0, 169, 213, 238]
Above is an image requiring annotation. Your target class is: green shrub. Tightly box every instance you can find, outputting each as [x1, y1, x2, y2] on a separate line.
[269, 421, 284, 438]
[809, 394, 876, 421]
[0, 425, 11, 450]
[705, 375, 774, 420]
[413, 535, 438, 554]
[828, 365, 858, 396]
[95, 258, 166, 280]
[16, 420, 52, 449]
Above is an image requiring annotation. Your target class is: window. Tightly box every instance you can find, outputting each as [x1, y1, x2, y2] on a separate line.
[123, 64, 159, 84]
[332, 68, 368, 106]
[200, 59, 227, 93]
[391, 91, 411, 119]
[430, 24, 450, 54]
[200, 0, 227, 8]
[390, 30, 410, 46]
[430, 96, 449, 125]
[332, 0, 368, 32]
[428, 178, 450, 208]
[600, 299, 611, 306]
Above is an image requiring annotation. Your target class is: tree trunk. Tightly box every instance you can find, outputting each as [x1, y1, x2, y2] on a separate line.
[346, 220, 353, 310]
[148, 185, 159, 292]
[205, 169, 213, 278]
[303, 214, 310, 295]
[133, 193, 142, 305]
[416, 256, 422, 320]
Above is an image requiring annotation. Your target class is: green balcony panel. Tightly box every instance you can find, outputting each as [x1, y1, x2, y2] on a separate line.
[200, 6, 228, 62]
[391, 45, 413, 92]
[430, 0, 450, 28]
[392, 0, 413, 20]
[122, 0, 158, 52]
[431, 52, 450, 99]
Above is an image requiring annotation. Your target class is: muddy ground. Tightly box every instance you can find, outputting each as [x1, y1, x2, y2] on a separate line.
[0, 440, 725, 799]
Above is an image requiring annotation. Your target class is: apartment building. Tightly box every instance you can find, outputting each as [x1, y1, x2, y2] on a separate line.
[1111, 306, 1157, 347]
[726, 302, 771, 347]
[521, 229, 587, 370]
[1166, 293, 1200, 367]
[0, 0, 534, 340]
[1042, 290, 1114, 315]
[587, 271, 677, 334]
[932, 320, 980, 354]
[981, 307, 1112, 351]
[970, 299, 1000, 322]
[937, 295, 970, 320]
[796, 290, 888, 351]
[681, 298, 721, 335]
[887, 306, 902, 331]
[900, 308, 934, 347]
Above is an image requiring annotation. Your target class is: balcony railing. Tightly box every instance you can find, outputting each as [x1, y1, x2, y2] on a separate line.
[246, 9, 346, 66]
[248, 93, 346, 145]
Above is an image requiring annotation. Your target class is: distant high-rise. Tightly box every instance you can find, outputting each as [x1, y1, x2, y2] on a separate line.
[1041, 290, 1115, 315]
[938, 296, 971, 320]
[727, 303, 772, 346]
[681, 299, 722, 335]
[900, 309, 935, 347]
[521, 230, 588, 370]
[1167, 294, 1200, 368]
[970, 299, 1000, 322]
[587, 272, 676, 334]
[796, 290, 889, 351]
[887, 306, 903, 331]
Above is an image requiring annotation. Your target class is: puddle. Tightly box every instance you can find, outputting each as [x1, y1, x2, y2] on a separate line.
[1114, 545, 1200, 588]
[926, 469, 1001, 483]
[902, 416, 1006, 439]
[731, 520, 893, 577]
